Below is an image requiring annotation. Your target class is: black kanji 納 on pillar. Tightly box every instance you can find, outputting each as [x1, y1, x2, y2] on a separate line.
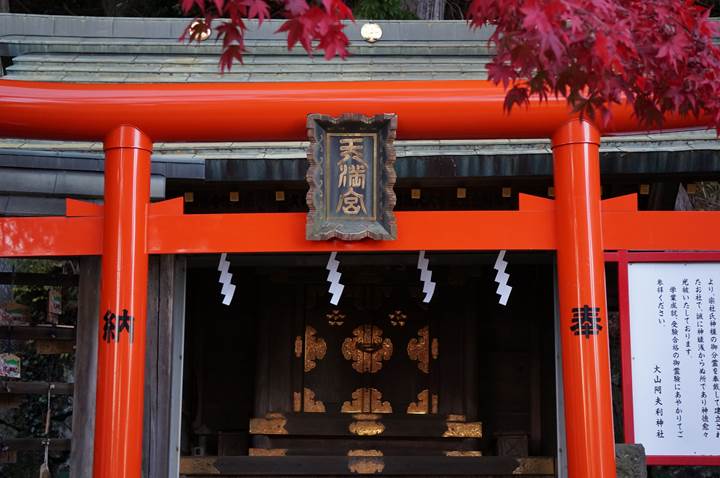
[102, 308, 134, 343]
[570, 305, 603, 338]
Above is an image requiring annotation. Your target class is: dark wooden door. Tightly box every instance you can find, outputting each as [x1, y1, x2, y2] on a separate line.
[300, 283, 434, 417]
[251, 264, 481, 456]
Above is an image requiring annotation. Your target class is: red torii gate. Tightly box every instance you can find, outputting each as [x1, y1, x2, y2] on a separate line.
[0, 79, 718, 478]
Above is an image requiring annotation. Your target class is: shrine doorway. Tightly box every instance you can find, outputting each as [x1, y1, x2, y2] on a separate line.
[179, 252, 558, 476]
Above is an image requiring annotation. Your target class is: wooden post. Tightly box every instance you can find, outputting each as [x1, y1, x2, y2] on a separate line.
[143, 255, 186, 478]
[552, 119, 616, 478]
[70, 257, 100, 478]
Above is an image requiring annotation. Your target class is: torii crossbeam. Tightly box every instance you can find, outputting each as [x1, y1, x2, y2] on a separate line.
[0, 79, 718, 478]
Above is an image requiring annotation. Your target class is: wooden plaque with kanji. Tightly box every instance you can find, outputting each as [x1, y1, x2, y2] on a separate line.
[306, 113, 397, 241]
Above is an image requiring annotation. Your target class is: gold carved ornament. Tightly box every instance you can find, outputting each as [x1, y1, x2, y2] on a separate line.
[342, 388, 392, 414]
[406, 389, 438, 415]
[294, 336, 303, 358]
[293, 387, 326, 413]
[249, 448, 288, 456]
[349, 417, 385, 436]
[445, 451, 482, 457]
[512, 457, 556, 475]
[348, 457, 384, 474]
[249, 413, 289, 435]
[407, 326, 431, 373]
[327, 309, 346, 326]
[348, 450, 383, 457]
[443, 419, 483, 438]
[179, 457, 218, 475]
[388, 310, 407, 327]
[342, 325, 392, 373]
[304, 326, 327, 373]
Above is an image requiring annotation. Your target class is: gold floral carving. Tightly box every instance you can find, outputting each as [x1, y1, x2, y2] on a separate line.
[407, 389, 430, 414]
[326, 309, 346, 326]
[348, 457, 385, 474]
[303, 387, 326, 412]
[348, 450, 383, 457]
[342, 325, 393, 373]
[294, 336, 303, 358]
[304, 326, 327, 373]
[407, 326, 430, 373]
[249, 413, 289, 435]
[447, 414, 466, 422]
[349, 419, 385, 436]
[431, 338, 439, 359]
[294, 388, 326, 412]
[249, 448, 288, 456]
[443, 421, 483, 438]
[342, 388, 392, 414]
[445, 451, 482, 457]
[388, 310, 407, 327]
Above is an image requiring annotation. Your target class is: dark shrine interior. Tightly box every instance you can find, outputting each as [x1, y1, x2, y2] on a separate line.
[180, 252, 558, 466]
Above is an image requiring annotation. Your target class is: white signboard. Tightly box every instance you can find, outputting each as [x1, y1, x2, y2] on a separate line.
[628, 262, 720, 457]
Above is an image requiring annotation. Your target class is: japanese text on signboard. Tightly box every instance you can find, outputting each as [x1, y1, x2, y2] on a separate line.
[628, 263, 720, 458]
[326, 134, 376, 221]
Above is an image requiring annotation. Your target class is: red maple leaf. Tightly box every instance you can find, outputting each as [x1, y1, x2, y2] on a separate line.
[180, 0, 720, 133]
[243, 0, 270, 22]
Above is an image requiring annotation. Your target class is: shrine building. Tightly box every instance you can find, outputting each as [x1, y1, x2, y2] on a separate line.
[0, 12, 719, 478]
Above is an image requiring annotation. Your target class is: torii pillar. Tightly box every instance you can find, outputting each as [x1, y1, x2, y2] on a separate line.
[93, 126, 153, 478]
[553, 119, 616, 478]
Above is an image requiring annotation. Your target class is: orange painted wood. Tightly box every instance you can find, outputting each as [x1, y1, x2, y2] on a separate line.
[93, 126, 152, 478]
[0, 79, 710, 142]
[0, 216, 102, 256]
[145, 210, 556, 254]
[66, 198, 103, 217]
[552, 120, 616, 478]
[3, 207, 720, 257]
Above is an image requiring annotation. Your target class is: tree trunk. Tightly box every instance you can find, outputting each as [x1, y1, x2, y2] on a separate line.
[407, 0, 446, 20]
[0, 0, 10, 13]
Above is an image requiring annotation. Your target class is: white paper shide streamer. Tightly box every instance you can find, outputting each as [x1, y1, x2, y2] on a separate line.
[493, 250, 512, 306]
[217, 253, 236, 306]
[326, 252, 344, 306]
[417, 251, 436, 303]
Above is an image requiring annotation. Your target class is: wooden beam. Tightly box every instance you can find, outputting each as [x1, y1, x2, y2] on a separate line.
[0, 324, 75, 341]
[2, 195, 720, 256]
[148, 210, 556, 254]
[0, 438, 71, 451]
[179, 456, 555, 476]
[0, 216, 102, 256]
[0, 381, 73, 395]
[0, 80, 709, 142]
[0, 272, 78, 286]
